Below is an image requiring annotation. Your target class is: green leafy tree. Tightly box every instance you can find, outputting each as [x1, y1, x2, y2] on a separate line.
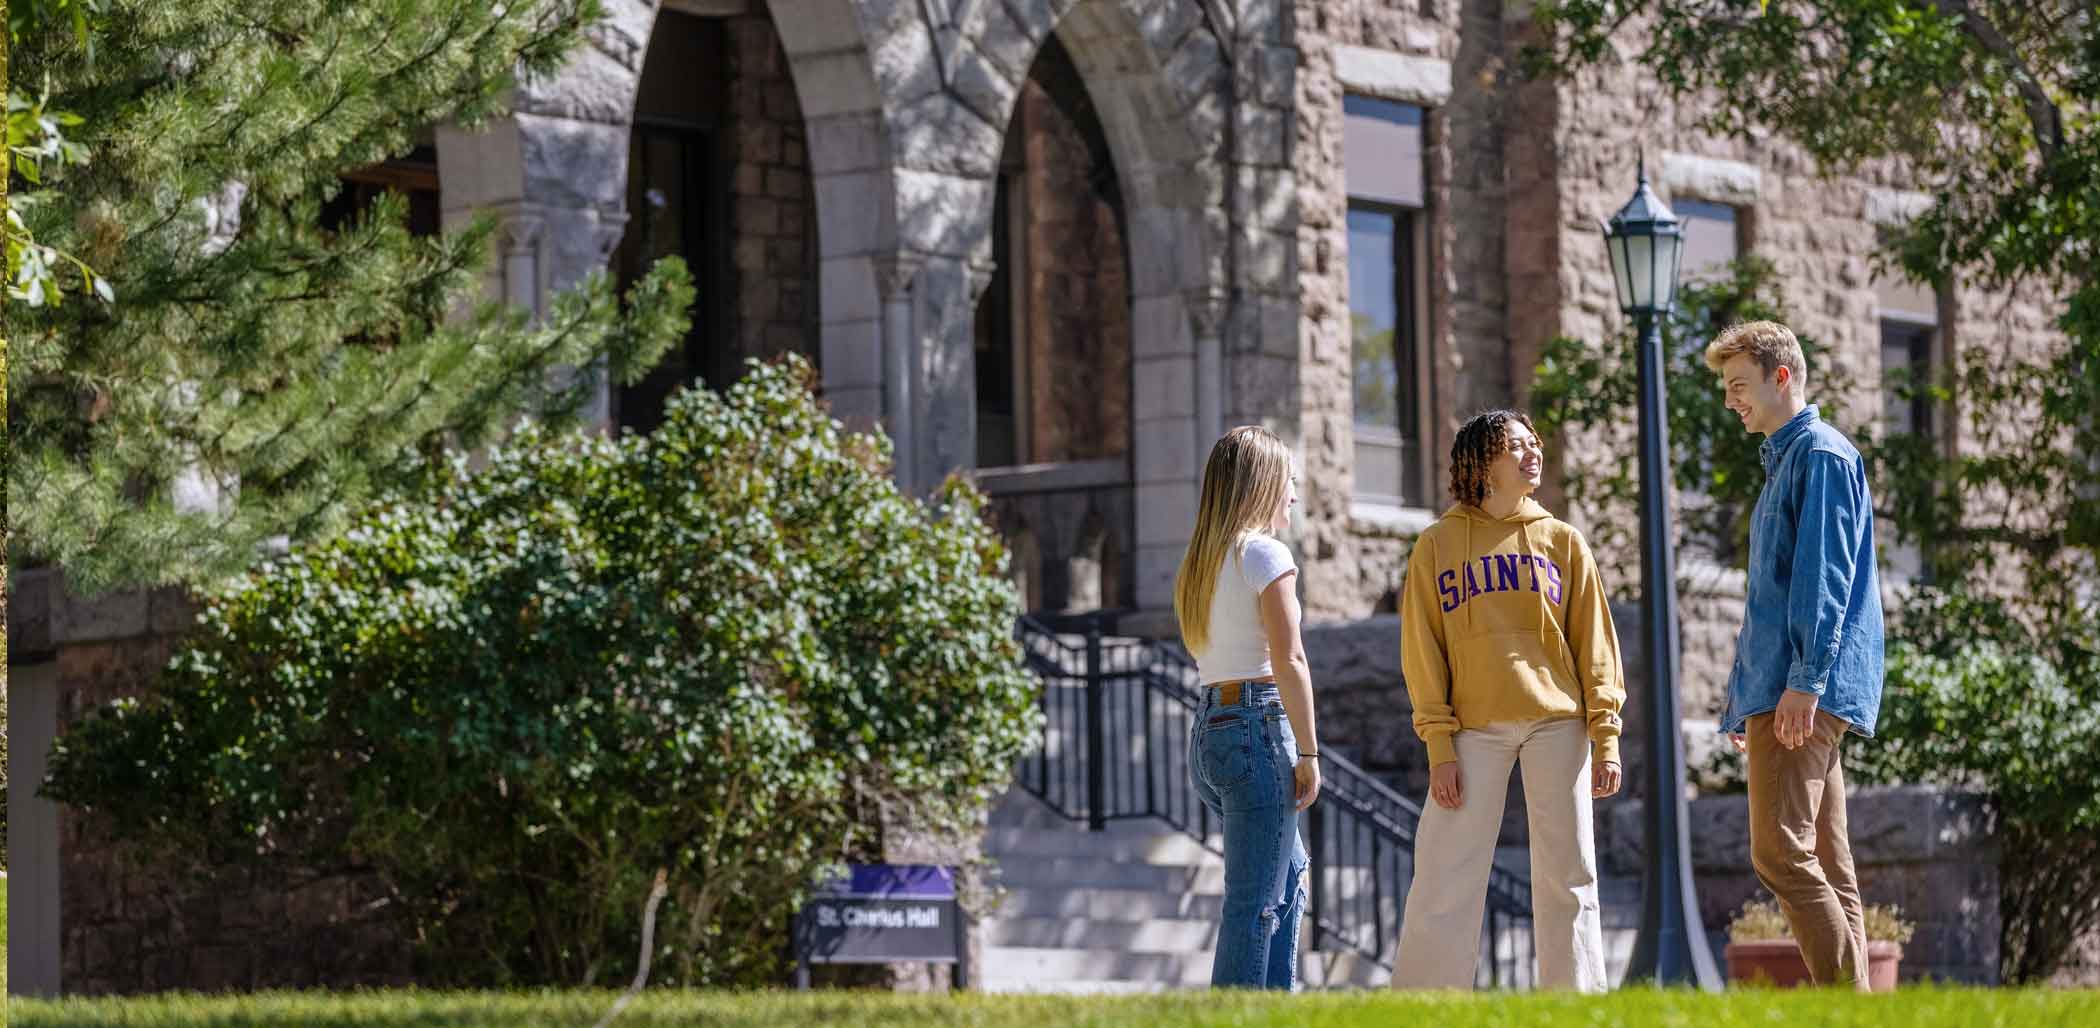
[1527, 2, 2100, 981]
[44, 358, 1041, 986]
[1531, 258, 1855, 576]
[7, 0, 691, 596]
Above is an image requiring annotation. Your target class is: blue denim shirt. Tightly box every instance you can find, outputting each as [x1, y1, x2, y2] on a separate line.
[1720, 405, 1885, 736]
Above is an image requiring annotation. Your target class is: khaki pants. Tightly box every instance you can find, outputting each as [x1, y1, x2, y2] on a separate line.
[1393, 717, 1605, 992]
[1746, 710, 1869, 989]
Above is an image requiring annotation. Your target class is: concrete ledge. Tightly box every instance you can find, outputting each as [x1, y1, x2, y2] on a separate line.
[1347, 500, 1437, 539]
[974, 459, 1131, 497]
[1332, 45, 1452, 107]
[1603, 785, 2001, 983]
[1660, 152, 1762, 206]
[1866, 187, 1933, 228]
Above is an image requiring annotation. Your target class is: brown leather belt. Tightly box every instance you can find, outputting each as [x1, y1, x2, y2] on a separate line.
[1208, 679, 1269, 706]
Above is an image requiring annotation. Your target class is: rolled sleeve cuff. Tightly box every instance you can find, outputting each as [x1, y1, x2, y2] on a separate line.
[1425, 732, 1458, 768]
[1785, 663, 1828, 696]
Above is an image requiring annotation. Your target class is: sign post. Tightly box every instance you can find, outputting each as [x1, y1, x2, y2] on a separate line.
[792, 864, 968, 990]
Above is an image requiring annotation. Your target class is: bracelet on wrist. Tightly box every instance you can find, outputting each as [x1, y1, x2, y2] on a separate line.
[1298, 752, 1319, 760]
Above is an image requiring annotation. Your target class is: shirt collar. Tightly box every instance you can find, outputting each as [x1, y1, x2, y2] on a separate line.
[1760, 404, 1819, 472]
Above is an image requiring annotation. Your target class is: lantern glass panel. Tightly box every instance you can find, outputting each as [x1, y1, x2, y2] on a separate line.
[1607, 232, 1633, 312]
[1625, 234, 1655, 310]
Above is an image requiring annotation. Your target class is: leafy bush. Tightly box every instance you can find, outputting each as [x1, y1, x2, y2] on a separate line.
[1851, 591, 2100, 984]
[44, 356, 1040, 986]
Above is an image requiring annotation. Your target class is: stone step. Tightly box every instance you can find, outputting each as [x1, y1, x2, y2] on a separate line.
[984, 826, 1219, 866]
[1298, 947, 1391, 989]
[978, 946, 1211, 990]
[993, 886, 1228, 922]
[978, 946, 1392, 992]
[987, 796, 1215, 835]
[976, 975, 1175, 995]
[995, 848, 1384, 889]
[981, 915, 1218, 952]
[993, 855, 1227, 893]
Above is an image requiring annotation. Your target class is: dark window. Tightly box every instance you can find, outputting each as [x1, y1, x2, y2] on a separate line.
[1880, 319, 1935, 441]
[976, 171, 1020, 468]
[322, 144, 441, 237]
[1674, 199, 1739, 283]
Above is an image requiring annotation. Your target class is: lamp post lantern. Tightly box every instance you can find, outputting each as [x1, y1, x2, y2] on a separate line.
[1602, 156, 1722, 991]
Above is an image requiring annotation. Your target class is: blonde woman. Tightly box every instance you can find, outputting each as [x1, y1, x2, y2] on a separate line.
[1174, 425, 1322, 990]
[1391, 409, 1624, 992]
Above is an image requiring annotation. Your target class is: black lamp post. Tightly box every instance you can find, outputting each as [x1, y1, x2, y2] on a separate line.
[1603, 157, 1722, 990]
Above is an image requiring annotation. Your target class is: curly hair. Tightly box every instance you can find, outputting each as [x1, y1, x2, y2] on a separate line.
[1449, 409, 1537, 508]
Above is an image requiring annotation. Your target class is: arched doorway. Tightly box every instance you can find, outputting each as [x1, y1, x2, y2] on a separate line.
[613, 6, 820, 433]
[976, 30, 1136, 614]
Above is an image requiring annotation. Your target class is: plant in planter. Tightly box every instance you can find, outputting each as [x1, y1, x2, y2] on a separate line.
[1724, 897, 1916, 990]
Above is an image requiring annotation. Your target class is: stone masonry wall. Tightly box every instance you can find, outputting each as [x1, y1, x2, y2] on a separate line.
[12, 572, 412, 994]
[727, 10, 818, 372]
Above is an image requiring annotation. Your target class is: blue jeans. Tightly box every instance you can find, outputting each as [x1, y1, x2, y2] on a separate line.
[1190, 682, 1307, 990]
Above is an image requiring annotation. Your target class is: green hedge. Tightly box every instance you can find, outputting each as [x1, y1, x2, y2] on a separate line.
[44, 357, 1040, 987]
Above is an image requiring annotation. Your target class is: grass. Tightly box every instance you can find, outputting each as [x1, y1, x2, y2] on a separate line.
[6, 987, 2097, 1028]
[3, 874, 11, 996]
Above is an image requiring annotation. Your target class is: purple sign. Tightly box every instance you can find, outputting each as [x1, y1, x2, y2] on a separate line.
[794, 864, 967, 988]
[812, 864, 956, 900]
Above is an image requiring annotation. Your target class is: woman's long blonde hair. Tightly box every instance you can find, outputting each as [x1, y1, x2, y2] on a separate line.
[1175, 426, 1293, 654]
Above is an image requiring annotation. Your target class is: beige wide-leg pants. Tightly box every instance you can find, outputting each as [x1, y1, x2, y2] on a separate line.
[1392, 717, 1606, 992]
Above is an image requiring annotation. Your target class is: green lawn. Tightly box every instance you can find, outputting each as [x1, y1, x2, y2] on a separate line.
[6, 987, 2097, 1028]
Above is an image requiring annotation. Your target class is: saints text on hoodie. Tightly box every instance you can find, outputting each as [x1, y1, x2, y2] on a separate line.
[1400, 498, 1627, 768]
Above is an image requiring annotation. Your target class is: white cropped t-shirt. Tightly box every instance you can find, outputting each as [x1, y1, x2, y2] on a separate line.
[1193, 534, 1297, 686]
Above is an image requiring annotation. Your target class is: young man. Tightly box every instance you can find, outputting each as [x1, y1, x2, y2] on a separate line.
[1709, 321, 1885, 990]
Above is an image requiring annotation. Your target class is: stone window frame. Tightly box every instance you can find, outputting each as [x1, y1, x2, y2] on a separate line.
[1867, 187, 1955, 587]
[1657, 151, 1761, 288]
[1673, 198, 1744, 288]
[1875, 280, 1951, 587]
[1876, 311, 1938, 586]
[1327, 48, 1444, 526]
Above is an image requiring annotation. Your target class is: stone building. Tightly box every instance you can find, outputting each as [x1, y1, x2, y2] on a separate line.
[10, 0, 2074, 994]
[420, 0, 2061, 665]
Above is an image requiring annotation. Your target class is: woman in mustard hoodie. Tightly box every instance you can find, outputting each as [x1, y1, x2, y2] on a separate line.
[1390, 409, 1625, 992]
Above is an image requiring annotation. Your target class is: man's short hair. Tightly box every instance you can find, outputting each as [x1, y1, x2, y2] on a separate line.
[1704, 320, 1808, 383]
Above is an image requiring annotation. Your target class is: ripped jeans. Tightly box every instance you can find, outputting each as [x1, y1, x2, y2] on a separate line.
[1190, 682, 1307, 989]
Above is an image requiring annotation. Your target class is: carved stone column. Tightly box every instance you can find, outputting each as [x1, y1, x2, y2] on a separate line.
[874, 252, 925, 492]
[495, 210, 547, 319]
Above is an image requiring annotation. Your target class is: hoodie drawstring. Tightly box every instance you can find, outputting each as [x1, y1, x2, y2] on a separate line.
[1463, 518, 1473, 631]
[1518, 520, 1544, 651]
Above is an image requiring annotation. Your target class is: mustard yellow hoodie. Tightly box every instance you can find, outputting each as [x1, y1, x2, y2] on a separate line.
[1401, 498, 1626, 768]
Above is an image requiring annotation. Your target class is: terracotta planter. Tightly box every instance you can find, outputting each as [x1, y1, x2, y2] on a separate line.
[1724, 939, 1904, 990]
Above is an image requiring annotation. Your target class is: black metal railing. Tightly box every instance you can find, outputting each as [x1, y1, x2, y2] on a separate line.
[1015, 612, 1537, 988]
